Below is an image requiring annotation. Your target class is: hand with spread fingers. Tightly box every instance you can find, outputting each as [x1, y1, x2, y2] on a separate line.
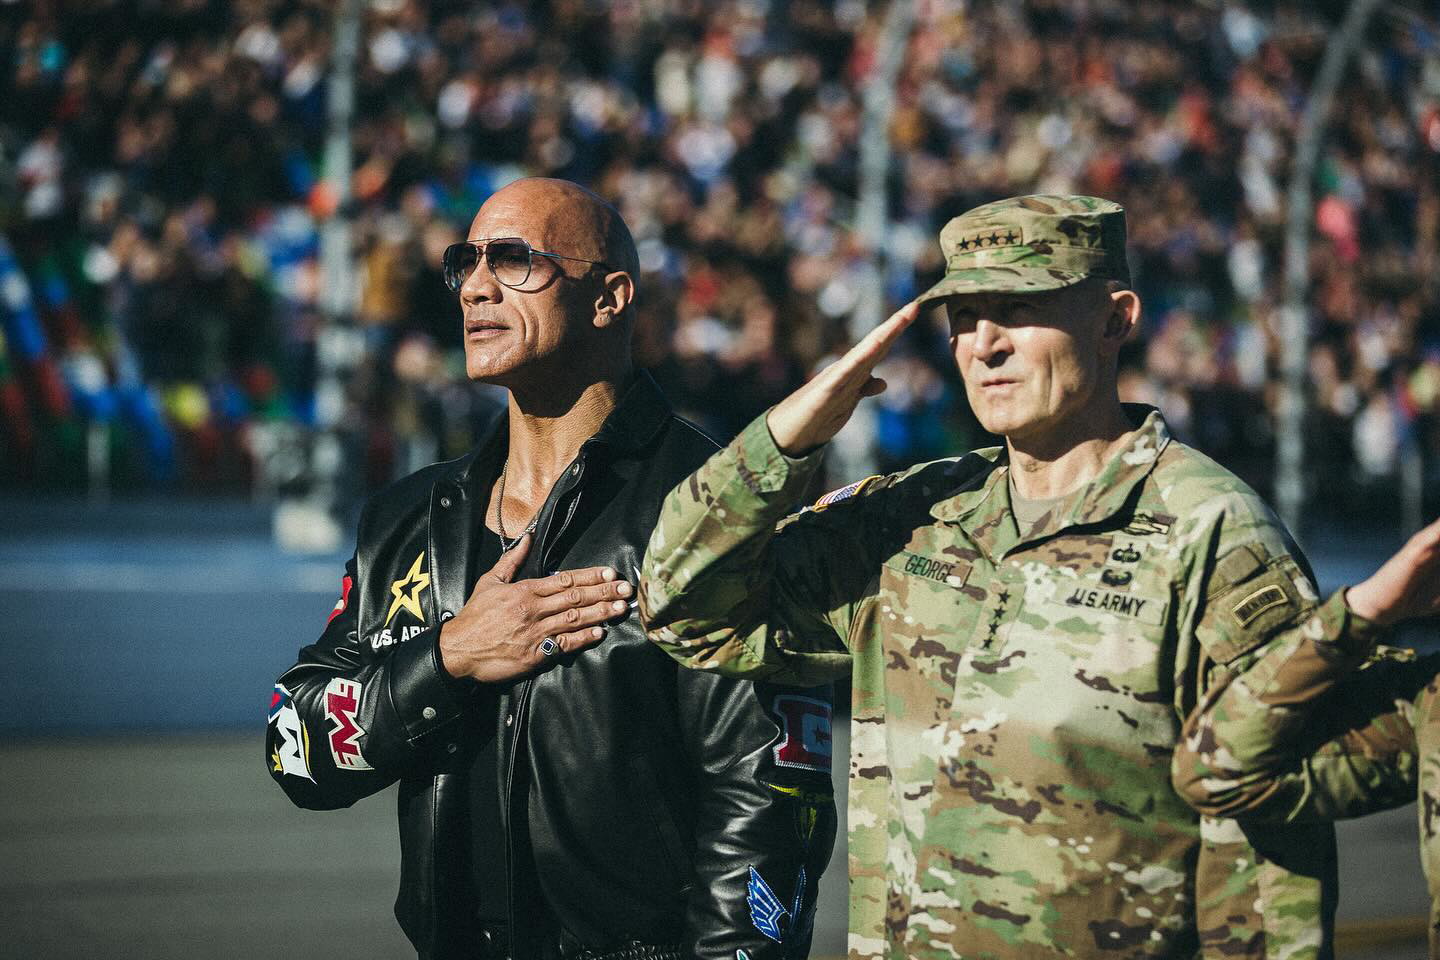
[438, 533, 631, 683]
[1346, 515, 1440, 625]
[765, 301, 918, 457]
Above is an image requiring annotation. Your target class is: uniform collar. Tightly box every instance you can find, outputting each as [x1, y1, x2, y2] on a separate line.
[930, 404, 1171, 544]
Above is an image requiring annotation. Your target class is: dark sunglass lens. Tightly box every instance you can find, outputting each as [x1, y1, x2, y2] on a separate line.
[486, 240, 532, 287]
[443, 243, 478, 292]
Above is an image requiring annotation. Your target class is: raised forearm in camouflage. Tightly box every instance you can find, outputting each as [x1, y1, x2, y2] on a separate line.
[1174, 589, 1406, 820]
[639, 413, 859, 685]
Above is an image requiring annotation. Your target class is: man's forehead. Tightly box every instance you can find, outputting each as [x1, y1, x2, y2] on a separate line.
[467, 180, 607, 249]
[467, 191, 562, 244]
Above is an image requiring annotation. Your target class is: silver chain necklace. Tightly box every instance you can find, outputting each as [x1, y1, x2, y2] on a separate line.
[495, 458, 541, 551]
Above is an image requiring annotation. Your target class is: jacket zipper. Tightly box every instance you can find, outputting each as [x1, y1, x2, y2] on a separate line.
[504, 454, 589, 956]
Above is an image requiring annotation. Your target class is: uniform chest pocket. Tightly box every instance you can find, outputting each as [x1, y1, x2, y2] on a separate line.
[1013, 571, 1174, 706]
[875, 555, 979, 698]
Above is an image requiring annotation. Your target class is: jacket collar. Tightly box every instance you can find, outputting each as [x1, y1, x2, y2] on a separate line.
[427, 371, 673, 617]
[929, 404, 1171, 552]
[581, 370, 673, 456]
[449, 370, 672, 487]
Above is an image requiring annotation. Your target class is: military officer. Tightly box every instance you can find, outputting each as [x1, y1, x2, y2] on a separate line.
[637, 195, 1437, 959]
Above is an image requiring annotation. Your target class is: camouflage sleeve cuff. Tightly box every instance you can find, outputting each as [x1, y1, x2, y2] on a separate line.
[1316, 589, 1387, 660]
[733, 410, 826, 500]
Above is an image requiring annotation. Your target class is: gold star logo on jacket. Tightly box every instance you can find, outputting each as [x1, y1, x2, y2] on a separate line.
[384, 552, 430, 626]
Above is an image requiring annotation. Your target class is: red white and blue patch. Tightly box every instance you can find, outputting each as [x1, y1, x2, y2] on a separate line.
[808, 475, 881, 512]
[771, 695, 833, 772]
[324, 678, 372, 771]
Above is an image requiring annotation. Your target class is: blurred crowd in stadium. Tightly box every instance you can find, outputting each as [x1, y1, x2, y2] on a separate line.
[3, 0, 1440, 519]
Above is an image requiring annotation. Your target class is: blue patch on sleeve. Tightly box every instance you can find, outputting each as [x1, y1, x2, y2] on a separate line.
[747, 865, 810, 945]
[747, 866, 787, 942]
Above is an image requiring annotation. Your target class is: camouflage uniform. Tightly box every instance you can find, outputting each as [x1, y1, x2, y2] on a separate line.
[1174, 603, 1440, 953]
[638, 197, 1364, 959]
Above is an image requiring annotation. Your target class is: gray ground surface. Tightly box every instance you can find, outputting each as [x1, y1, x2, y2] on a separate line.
[0, 734, 1425, 959]
[0, 496, 1431, 957]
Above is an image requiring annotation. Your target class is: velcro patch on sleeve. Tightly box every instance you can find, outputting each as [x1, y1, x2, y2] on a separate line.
[1203, 562, 1307, 664]
[809, 475, 882, 512]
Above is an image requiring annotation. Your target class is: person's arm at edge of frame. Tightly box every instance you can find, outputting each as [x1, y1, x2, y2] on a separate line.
[1171, 514, 1440, 821]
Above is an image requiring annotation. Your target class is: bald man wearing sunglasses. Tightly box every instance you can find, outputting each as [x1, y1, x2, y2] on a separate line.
[266, 178, 836, 960]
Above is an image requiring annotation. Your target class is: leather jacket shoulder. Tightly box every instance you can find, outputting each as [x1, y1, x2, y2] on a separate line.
[266, 372, 837, 960]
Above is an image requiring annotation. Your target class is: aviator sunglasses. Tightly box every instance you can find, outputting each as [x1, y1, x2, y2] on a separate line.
[442, 238, 610, 293]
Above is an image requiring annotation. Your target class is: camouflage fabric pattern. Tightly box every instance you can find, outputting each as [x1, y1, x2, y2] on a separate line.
[639, 405, 1347, 959]
[915, 194, 1131, 305]
[1175, 612, 1440, 955]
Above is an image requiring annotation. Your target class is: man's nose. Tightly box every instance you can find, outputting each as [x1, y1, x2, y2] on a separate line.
[970, 318, 1008, 362]
[460, 261, 500, 304]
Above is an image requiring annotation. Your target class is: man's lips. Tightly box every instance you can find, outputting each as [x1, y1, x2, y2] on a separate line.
[465, 322, 508, 337]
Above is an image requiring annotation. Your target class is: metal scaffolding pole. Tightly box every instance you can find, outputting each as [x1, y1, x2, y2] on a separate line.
[276, 0, 364, 553]
[853, 0, 915, 337]
[1276, 0, 1383, 533]
[832, 0, 915, 484]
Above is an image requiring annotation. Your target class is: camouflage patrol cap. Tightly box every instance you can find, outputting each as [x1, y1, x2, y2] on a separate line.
[916, 195, 1130, 304]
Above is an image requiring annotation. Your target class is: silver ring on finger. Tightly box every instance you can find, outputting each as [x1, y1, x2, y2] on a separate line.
[538, 636, 561, 658]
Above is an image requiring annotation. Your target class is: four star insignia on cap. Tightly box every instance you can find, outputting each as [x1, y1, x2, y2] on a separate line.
[955, 228, 1025, 252]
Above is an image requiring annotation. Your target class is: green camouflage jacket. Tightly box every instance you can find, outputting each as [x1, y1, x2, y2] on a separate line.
[640, 405, 1349, 960]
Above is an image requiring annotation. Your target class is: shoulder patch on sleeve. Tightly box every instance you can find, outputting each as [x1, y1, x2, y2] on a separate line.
[809, 475, 883, 512]
[1201, 557, 1308, 664]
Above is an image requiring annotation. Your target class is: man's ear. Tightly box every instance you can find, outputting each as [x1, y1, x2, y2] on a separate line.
[1103, 288, 1140, 343]
[593, 271, 636, 329]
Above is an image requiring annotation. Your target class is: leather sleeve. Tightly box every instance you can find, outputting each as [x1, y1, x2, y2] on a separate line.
[264, 548, 481, 811]
[675, 671, 839, 960]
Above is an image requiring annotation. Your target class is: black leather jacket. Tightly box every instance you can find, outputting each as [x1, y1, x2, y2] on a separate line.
[266, 374, 837, 960]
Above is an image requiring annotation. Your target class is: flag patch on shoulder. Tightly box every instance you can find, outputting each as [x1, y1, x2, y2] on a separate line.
[810, 475, 882, 512]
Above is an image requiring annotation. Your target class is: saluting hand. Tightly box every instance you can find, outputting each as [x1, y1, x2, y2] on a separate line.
[766, 301, 918, 457]
[438, 534, 631, 683]
[1346, 515, 1440, 625]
